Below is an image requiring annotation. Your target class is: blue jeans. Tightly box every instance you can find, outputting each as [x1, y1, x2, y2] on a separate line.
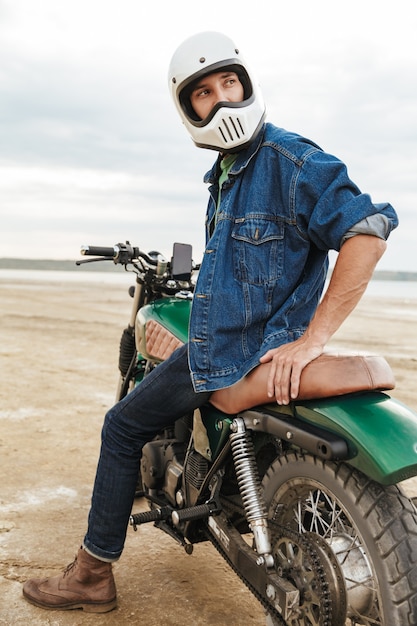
[83, 344, 211, 561]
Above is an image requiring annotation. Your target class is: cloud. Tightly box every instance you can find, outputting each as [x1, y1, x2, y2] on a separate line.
[0, 0, 416, 270]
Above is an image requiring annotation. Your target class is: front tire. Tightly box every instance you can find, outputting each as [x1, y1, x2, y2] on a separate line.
[262, 451, 417, 625]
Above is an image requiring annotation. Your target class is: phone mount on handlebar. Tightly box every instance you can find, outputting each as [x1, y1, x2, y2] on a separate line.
[171, 243, 192, 281]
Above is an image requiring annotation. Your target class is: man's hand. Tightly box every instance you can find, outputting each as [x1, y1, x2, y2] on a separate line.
[259, 339, 323, 405]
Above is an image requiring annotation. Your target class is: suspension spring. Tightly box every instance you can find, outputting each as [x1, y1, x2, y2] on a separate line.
[229, 418, 267, 523]
[230, 418, 273, 564]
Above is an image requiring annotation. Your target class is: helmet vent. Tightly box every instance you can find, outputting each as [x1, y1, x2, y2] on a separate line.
[219, 116, 245, 143]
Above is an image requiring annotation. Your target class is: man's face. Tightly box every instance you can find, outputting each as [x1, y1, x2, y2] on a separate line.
[189, 71, 244, 120]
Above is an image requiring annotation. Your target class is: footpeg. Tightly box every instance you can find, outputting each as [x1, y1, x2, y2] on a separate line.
[129, 506, 173, 530]
[130, 501, 220, 531]
[171, 501, 220, 526]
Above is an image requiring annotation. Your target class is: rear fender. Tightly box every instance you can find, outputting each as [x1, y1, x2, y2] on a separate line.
[262, 391, 417, 485]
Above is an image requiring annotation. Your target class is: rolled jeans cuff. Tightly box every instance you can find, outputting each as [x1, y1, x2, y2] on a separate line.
[82, 539, 121, 563]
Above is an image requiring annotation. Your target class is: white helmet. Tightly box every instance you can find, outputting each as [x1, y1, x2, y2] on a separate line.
[168, 31, 266, 152]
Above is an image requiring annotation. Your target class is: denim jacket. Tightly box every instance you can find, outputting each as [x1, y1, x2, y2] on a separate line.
[188, 123, 398, 392]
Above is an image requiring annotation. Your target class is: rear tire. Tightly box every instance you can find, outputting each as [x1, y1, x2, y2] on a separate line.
[262, 451, 417, 625]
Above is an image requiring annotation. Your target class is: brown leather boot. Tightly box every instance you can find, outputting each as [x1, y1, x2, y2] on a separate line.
[22, 547, 117, 613]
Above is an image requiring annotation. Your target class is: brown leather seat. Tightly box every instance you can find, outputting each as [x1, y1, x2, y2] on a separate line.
[210, 352, 395, 414]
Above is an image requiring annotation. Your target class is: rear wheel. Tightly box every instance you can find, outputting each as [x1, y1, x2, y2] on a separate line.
[262, 451, 417, 625]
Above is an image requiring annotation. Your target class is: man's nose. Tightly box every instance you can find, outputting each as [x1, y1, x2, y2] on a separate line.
[213, 86, 228, 103]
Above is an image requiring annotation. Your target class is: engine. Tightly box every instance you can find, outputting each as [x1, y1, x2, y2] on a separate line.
[140, 439, 185, 505]
[141, 438, 210, 508]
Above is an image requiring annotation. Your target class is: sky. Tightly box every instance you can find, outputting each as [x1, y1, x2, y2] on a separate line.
[0, 0, 416, 271]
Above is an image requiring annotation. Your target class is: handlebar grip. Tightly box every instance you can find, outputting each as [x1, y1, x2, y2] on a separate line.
[80, 245, 116, 257]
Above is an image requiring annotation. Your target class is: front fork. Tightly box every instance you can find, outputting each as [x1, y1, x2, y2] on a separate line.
[230, 417, 274, 568]
[116, 277, 145, 402]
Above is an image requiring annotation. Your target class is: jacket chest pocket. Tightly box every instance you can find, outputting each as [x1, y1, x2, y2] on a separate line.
[231, 217, 284, 285]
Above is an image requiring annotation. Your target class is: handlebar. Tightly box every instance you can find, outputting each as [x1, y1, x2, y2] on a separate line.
[77, 241, 194, 281]
[79, 242, 160, 267]
[80, 245, 119, 258]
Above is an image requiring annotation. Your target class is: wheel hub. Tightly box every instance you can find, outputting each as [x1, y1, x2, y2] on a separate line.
[330, 533, 376, 616]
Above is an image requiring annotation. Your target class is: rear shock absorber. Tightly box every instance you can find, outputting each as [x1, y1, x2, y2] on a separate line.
[230, 417, 274, 568]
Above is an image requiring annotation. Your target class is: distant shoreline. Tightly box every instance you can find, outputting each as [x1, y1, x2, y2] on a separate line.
[1, 257, 417, 282]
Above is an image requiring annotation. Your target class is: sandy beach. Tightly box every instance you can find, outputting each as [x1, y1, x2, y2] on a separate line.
[1, 274, 417, 625]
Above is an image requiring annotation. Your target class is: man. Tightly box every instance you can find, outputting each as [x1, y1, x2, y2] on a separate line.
[22, 31, 398, 612]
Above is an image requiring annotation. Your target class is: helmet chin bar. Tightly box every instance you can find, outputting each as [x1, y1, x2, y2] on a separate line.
[186, 101, 266, 153]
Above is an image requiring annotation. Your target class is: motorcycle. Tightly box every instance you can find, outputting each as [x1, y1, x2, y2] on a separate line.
[77, 240, 417, 625]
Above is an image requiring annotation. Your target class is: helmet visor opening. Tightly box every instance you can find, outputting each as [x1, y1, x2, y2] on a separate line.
[179, 63, 253, 124]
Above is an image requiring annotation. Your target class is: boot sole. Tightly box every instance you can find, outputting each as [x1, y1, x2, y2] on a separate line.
[23, 590, 117, 613]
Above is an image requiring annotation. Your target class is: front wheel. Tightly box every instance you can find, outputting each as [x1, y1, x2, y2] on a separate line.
[262, 451, 417, 625]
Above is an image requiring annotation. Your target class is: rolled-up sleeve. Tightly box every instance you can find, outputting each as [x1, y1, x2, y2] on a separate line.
[340, 213, 395, 245]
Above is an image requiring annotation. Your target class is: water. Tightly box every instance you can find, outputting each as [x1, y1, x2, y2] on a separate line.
[364, 280, 417, 301]
[1, 268, 417, 300]
[0, 268, 135, 286]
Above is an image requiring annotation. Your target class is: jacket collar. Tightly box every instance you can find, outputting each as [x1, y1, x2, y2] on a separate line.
[204, 124, 266, 185]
